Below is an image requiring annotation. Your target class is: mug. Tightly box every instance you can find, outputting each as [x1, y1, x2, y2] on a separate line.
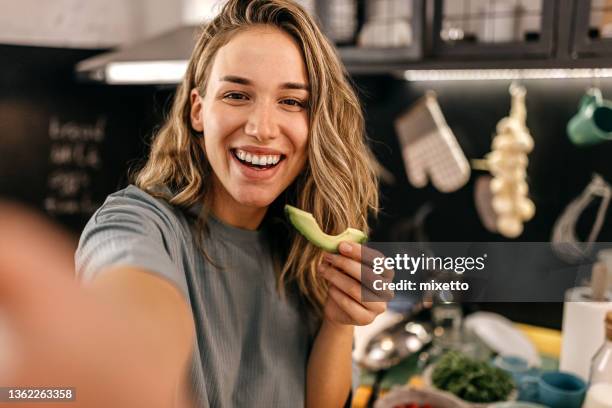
[491, 355, 540, 402]
[518, 371, 587, 408]
[567, 88, 612, 146]
[493, 355, 535, 384]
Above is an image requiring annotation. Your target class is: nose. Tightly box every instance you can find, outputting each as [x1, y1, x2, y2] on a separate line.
[244, 101, 278, 142]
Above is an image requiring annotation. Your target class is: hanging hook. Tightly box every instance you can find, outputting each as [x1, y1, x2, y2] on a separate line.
[509, 82, 527, 124]
[593, 68, 602, 92]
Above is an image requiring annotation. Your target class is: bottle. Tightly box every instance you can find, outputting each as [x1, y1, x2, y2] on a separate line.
[584, 311, 612, 408]
[590, 311, 612, 384]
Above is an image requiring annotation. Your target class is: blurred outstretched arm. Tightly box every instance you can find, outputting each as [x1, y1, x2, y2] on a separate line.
[0, 202, 195, 408]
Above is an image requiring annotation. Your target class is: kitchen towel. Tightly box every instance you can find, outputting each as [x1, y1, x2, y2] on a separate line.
[560, 287, 612, 381]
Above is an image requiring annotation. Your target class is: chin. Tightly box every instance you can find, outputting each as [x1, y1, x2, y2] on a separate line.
[232, 189, 278, 209]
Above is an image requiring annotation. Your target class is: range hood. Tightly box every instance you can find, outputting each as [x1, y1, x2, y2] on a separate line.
[76, 0, 220, 85]
[76, 25, 199, 85]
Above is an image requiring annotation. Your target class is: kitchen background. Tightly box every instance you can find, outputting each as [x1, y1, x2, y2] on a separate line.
[2, 0, 612, 330]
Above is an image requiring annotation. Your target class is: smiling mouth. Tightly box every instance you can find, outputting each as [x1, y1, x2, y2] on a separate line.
[231, 148, 286, 170]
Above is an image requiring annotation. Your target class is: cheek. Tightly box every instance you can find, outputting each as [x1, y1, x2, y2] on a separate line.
[203, 103, 245, 142]
[289, 116, 309, 156]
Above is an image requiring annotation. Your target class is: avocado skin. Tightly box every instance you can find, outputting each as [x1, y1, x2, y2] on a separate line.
[284, 205, 367, 253]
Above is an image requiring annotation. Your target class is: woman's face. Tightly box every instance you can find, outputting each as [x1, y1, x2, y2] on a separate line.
[190, 25, 309, 212]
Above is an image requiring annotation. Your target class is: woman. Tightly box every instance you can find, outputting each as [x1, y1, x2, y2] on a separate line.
[3, 1, 387, 407]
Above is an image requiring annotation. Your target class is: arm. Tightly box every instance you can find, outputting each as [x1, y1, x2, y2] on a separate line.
[0, 203, 195, 408]
[306, 242, 393, 408]
[306, 320, 353, 408]
[88, 266, 196, 408]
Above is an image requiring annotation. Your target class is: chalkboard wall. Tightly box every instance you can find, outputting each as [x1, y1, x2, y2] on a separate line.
[2, 45, 611, 328]
[0, 45, 161, 232]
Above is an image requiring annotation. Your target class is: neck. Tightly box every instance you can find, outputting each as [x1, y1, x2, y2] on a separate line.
[210, 178, 268, 231]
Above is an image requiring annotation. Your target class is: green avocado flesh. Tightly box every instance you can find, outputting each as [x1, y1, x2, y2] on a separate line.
[284, 205, 367, 253]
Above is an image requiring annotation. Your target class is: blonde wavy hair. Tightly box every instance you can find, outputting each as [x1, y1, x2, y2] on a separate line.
[134, 0, 379, 316]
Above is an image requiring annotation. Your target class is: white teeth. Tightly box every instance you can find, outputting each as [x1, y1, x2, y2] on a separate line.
[234, 148, 281, 166]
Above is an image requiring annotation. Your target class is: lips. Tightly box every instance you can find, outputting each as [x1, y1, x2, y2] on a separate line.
[231, 149, 285, 168]
[229, 148, 286, 180]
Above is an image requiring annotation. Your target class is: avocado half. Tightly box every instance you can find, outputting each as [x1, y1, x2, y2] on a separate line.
[284, 205, 367, 253]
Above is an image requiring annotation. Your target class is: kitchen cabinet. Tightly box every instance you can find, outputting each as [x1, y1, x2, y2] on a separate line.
[312, 0, 612, 73]
[314, 0, 425, 72]
[431, 0, 556, 59]
[571, 0, 612, 58]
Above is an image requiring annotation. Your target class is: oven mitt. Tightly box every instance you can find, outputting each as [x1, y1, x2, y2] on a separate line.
[395, 93, 470, 193]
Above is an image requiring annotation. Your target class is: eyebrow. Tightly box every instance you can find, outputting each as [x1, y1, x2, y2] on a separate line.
[220, 75, 309, 91]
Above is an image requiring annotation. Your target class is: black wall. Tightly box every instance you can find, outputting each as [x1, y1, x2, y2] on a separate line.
[354, 75, 612, 244]
[0, 45, 162, 232]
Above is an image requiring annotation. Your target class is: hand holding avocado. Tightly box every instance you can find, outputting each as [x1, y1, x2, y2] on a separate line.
[285, 205, 393, 326]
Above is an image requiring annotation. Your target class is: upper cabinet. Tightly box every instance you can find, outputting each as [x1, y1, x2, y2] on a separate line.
[432, 0, 556, 58]
[311, 0, 612, 72]
[572, 0, 612, 58]
[314, 0, 425, 71]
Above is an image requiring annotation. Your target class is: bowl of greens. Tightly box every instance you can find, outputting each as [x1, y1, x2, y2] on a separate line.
[425, 351, 516, 406]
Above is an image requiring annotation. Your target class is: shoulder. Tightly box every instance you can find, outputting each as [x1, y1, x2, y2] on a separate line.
[90, 185, 188, 235]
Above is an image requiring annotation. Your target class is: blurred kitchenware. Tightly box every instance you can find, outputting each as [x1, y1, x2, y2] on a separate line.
[600, 0, 612, 38]
[358, 0, 413, 47]
[360, 319, 432, 407]
[493, 355, 535, 383]
[323, 0, 358, 44]
[489, 403, 546, 408]
[374, 386, 470, 408]
[567, 88, 612, 146]
[361, 321, 432, 371]
[464, 312, 541, 367]
[519, 371, 587, 408]
[551, 174, 611, 264]
[353, 310, 406, 364]
[358, 19, 412, 47]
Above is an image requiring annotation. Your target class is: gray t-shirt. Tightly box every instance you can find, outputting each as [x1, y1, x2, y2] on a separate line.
[75, 185, 316, 408]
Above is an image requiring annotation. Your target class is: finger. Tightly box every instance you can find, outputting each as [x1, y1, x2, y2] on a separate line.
[323, 252, 361, 282]
[328, 285, 376, 326]
[360, 266, 394, 300]
[323, 253, 394, 292]
[319, 262, 361, 302]
[358, 245, 386, 268]
[319, 262, 392, 305]
[337, 241, 367, 264]
[334, 243, 394, 281]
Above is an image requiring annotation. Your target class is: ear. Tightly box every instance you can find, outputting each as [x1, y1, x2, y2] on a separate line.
[190, 89, 204, 132]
